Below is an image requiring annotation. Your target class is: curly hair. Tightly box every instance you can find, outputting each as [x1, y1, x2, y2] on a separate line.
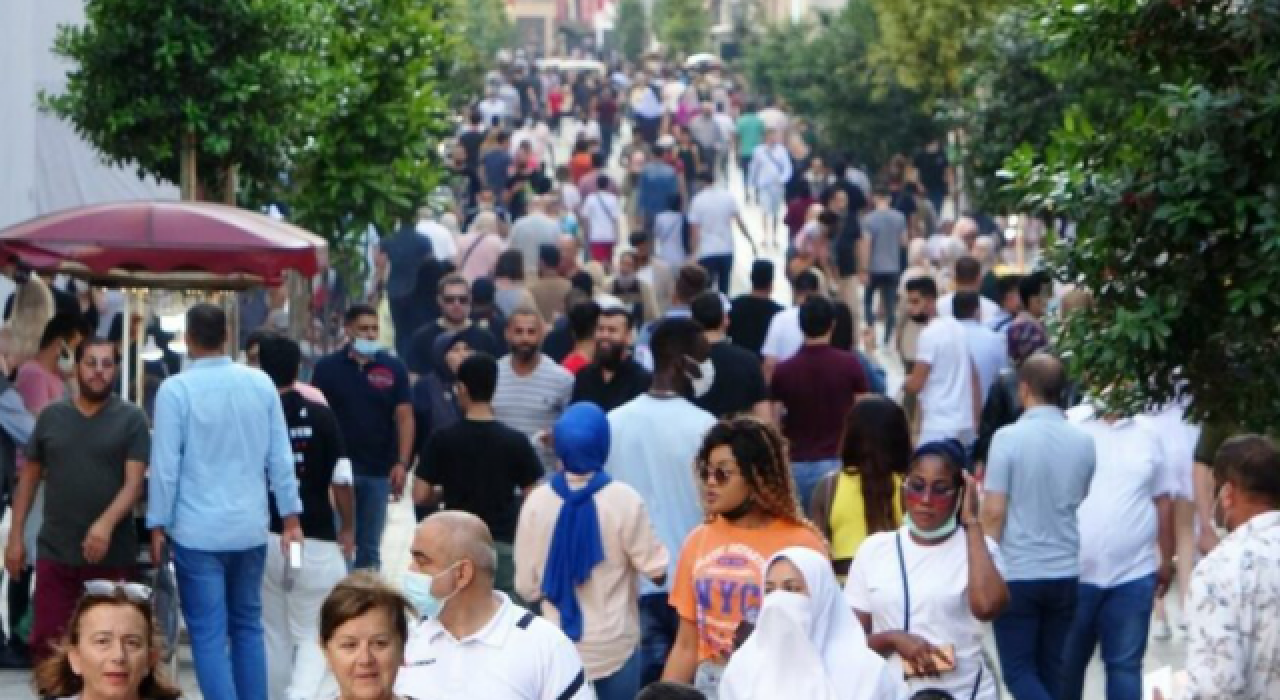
[696, 416, 820, 536]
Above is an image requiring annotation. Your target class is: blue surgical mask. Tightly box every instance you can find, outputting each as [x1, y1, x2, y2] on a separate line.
[352, 337, 380, 357]
[402, 564, 459, 620]
[904, 511, 959, 541]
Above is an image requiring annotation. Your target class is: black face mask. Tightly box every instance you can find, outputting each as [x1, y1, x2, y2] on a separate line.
[910, 313, 930, 325]
[720, 495, 755, 522]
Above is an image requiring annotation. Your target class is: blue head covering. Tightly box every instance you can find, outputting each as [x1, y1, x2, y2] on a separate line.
[542, 402, 613, 642]
[912, 439, 969, 473]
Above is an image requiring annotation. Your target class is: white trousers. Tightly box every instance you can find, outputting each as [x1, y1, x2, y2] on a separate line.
[262, 534, 347, 700]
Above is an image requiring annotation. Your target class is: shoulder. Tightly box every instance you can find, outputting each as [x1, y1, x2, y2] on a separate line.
[539, 357, 574, 382]
[853, 530, 897, 563]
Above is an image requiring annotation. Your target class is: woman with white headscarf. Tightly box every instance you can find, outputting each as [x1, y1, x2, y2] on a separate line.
[720, 546, 905, 700]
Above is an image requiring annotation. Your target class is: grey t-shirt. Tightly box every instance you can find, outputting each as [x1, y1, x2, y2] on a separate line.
[27, 396, 151, 567]
[491, 355, 573, 470]
[864, 208, 907, 274]
[984, 405, 1096, 581]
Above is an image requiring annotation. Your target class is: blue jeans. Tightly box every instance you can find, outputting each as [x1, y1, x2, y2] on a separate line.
[699, 254, 734, 295]
[863, 272, 900, 343]
[994, 577, 1079, 700]
[593, 647, 642, 700]
[638, 593, 679, 686]
[172, 543, 268, 700]
[353, 475, 391, 570]
[1061, 573, 1157, 700]
[791, 458, 842, 517]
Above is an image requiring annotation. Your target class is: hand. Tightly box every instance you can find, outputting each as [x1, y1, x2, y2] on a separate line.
[337, 528, 356, 562]
[82, 520, 112, 565]
[894, 632, 943, 679]
[280, 520, 304, 559]
[959, 471, 982, 527]
[150, 529, 168, 567]
[859, 271, 870, 287]
[5, 537, 25, 579]
[389, 463, 407, 502]
[1156, 558, 1174, 599]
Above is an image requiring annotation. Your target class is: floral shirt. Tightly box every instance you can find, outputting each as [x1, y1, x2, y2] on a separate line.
[1184, 511, 1280, 700]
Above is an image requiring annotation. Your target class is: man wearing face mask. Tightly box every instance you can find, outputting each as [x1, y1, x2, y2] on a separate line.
[312, 304, 415, 571]
[572, 305, 652, 412]
[396, 510, 594, 700]
[1178, 434, 1280, 700]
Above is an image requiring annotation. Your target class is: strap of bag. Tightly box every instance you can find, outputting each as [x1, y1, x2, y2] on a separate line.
[458, 233, 488, 270]
[895, 532, 910, 632]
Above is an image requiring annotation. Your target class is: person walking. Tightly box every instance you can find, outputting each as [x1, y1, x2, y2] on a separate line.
[637, 139, 684, 233]
[257, 335, 355, 700]
[690, 292, 769, 420]
[955, 291, 1009, 404]
[688, 173, 751, 295]
[312, 304, 414, 571]
[862, 187, 907, 345]
[735, 102, 765, 201]
[0, 348, 34, 670]
[903, 277, 980, 445]
[728, 261, 782, 359]
[492, 308, 575, 470]
[508, 196, 563, 277]
[147, 303, 304, 700]
[515, 403, 670, 700]
[5, 338, 149, 662]
[747, 129, 793, 249]
[980, 353, 1096, 700]
[938, 257, 1002, 324]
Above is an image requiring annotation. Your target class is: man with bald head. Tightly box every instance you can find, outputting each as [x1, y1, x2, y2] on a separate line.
[981, 352, 1096, 700]
[396, 511, 594, 699]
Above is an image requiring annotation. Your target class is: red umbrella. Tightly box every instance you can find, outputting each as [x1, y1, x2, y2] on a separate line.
[0, 201, 328, 288]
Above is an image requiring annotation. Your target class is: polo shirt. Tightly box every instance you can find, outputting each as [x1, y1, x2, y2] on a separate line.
[570, 358, 652, 413]
[311, 347, 410, 477]
[395, 593, 592, 700]
[770, 344, 868, 461]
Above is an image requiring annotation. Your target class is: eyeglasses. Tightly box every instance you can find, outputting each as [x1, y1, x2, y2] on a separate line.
[441, 295, 470, 305]
[696, 464, 739, 486]
[84, 580, 152, 602]
[83, 358, 116, 370]
[903, 479, 959, 499]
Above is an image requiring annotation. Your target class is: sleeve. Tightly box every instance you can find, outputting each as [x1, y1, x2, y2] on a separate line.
[0, 388, 34, 447]
[1184, 563, 1247, 698]
[146, 383, 185, 530]
[406, 330, 431, 376]
[265, 386, 303, 517]
[538, 630, 591, 700]
[984, 427, 1013, 495]
[914, 324, 939, 366]
[392, 360, 411, 406]
[24, 411, 48, 463]
[311, 358, 334, 397]
[623, 490, 671, 581]
[513, 433, 545, 489]
[570, 373, 586, 404]
[513, 487, 547, 603]
[669, 529, 701, 621]
[418, 432, 446, 485]
[125, 408, 151, 463]
[687, 196, 703, 226]
[843, 539, 876, 613]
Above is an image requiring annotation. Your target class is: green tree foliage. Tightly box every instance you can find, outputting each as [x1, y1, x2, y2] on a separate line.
[654, 0, 711, 57]
[448, 0, 514, 105]
[1005, 0, 1280, 428]
[615, 0, 650, 61]
[42, 0, 315, 192]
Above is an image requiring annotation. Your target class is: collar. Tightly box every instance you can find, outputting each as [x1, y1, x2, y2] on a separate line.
[188, 356, 232, 369]
[1020, 405, 1064, 421]
[1231, 510, 1280, 540]
[423, 593, 516, 649]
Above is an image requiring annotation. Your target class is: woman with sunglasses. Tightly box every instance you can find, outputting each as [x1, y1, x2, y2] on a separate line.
[34, 581, 182, 700]
[663, 417, 827, 698]
[844, 440, 1009, 700]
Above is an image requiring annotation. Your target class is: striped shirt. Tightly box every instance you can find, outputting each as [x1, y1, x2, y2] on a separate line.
[492, 355, 573, 470]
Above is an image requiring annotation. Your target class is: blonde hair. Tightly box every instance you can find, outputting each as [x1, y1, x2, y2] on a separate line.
[6, 276, 55, 367]
[468, 211, 500, 237]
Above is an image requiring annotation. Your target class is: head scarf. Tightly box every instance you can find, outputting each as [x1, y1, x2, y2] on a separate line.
[720, 547, 904, 700]
[542, 402, 613, 642]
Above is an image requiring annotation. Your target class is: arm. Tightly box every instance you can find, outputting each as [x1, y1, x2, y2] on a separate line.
[1193, 460, 1220, 554]
[904, 360, 931, 395]
[391, 402, 415, 499]
[661, 618, 700, 683]
[687, 223, 701, 260]
[332, 480, 355, 560]
[970, 361, 983, 431]
[857, 236, 871, 284]
[82, 459, 146, 564]
[960, 471, 1009, 620]
[146, 384, 185, 562]
[264, 388, 304, 551]
[0, 388, 34, 446]
[513, 493, 543, 603]
[980, 493, 1008, 543]
[412, 476, 436, 507]
[1155, 494, 1175, 597]
[980, 433, 1012, 542]
[4, 459, 42, 576]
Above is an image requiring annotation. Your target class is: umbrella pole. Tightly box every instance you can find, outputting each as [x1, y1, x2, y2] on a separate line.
[121, 291, 132, 403]
[136, 293, 145, 409]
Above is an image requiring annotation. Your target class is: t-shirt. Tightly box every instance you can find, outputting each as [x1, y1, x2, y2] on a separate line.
[492, 355, 574, 470]
[581, 191, 622, 244]
[736, 113, 765, 158]
[694, 341, 767, 418]
[481, 149, 512, 194]
[269, 391, 345, 542]
[770, 345, 869, 461]
[571, 359, 652, 413]
[312, 349, 412, 476]
[671, 517, 827, 663]
[728, 295, 783, 358]
[508, 214, 562, 274]
[458, 129, 486, 169]
[845, 528, 1003, 700]
[760, 307, 803, 362]
[688, 187, 740, 258]
[419, 419, 543, 542]
[829, 472, 902, 566]
[637, 162, 680, 217]
[654, 211, 687, 269]
[915, 316, 976, 439]
[27, 396, 150, 567]
[938, 292, 1002, 326]
[864, 208, 907, 274]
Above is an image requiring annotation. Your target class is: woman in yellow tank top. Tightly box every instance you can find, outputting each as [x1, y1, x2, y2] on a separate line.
[811, 395, 910, 579]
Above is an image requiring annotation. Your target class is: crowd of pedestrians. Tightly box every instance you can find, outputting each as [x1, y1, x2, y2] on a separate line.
[0, 46, 1275, 700]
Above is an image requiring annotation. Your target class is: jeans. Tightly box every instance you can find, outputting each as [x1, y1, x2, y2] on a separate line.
[173, 542, 269, 700]
[994, 577, 1079, 700]
[1061, 574, 1157, 700]
[592, 647, 642, 700]
[638, 593, 679, 686]
[262, 536, 347, 700]
[928, 188, 947, 214]
[791, 458, 842, 517]
[31, 559, 135, 663]
[699, 254, 734, 295]
[864, 272, 900, 343]
[353, 475, 391, 570]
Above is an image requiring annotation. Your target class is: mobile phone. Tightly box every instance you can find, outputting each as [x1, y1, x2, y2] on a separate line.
[289, 541, 303, 570]
[902, 644, 957, 678]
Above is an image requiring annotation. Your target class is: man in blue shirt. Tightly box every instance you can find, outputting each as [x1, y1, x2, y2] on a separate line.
[312, 303, 414, 570]
[148, 303, 303, 700]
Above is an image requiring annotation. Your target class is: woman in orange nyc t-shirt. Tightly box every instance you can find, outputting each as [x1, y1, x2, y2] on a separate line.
[663, 417, 829, 695]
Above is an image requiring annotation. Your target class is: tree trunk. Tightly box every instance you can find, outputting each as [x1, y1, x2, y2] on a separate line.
[179, 131, 198, 201]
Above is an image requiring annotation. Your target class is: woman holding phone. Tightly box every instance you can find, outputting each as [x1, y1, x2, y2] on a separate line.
[844, 440, 1009, 700]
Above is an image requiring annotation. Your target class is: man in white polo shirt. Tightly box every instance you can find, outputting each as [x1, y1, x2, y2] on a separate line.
[396, 511, 595, 700]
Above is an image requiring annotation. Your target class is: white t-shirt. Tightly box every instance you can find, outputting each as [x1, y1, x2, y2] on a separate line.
[845, 528, 1003, 700]
[561, 183, 582, 214]
[915, 315, 976, 439]
[938, 292, 1002, 327]
[687, 187, 739, 258]
[581, 191, 622, 244]
[478, 98, 507, 126]
[760, 307, 803, 362]
[416, 220, 458, 262]
[714, 113, 737, 140]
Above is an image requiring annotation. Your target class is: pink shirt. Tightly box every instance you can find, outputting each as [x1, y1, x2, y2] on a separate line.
[15, 361, 65, 416]
[454, 232, 504, 282]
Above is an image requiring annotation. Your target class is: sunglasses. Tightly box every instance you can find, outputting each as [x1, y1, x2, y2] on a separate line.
[441, 295, 470, 305]
[696, 464, 739, 486]
[84, 580, 152, 603]
[903, 479, 959, 499]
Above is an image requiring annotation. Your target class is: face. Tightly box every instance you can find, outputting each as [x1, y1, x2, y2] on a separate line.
[618, 253, 637, 277]
[439, 284, 471, 324]
[505, 313, 543, 362]
[444, 340, 472, 375]
[829, 191, 848, 214]
[1029, 290, 1049, 317]
[245, 341, 261, 367]
[594, 313, 630, 361]
[77, 344, 117, 403]
[409, 522, 471, 596]
[477, 190, 495, 210]
[323, 609, 404, 700]
[698, 445, 751, 515]
[906, 290, 934, 324]
[67, 604, 155, 700]
[347, 313, 378, 343]
[764, 558, 809, 596]
[902, 456, 961, 532]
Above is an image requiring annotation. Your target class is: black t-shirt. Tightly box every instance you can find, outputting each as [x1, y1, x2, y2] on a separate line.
[571, 359, 652, 412]
[543, 318, 573, 363]
[459, 130, 486, 170]
[418, 419, 543, 542]
[729, 295, 783, 358]
[695, 341, 767, 418]
[890, 187, 917, 221]
[824, 183, 867, 277]
[913, 150, 949, 195]
[270, 391, 345, 542]
[446, 165, 481, 214]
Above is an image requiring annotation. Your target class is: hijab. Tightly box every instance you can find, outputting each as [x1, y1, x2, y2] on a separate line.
[721, 547, 904, 700]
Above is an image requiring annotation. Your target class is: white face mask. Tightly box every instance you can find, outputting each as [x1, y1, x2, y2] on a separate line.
[685, 355, 716, 398]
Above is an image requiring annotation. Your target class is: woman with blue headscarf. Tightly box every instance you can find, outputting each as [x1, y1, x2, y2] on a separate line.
[514, 402, 669, 700]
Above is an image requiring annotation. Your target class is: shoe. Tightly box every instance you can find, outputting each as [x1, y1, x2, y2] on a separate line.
[0, 644, 32, 670]
[1152, 617, 1172, 641]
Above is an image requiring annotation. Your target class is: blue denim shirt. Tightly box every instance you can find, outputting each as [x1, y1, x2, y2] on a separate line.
[147, 357, 301, 552]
